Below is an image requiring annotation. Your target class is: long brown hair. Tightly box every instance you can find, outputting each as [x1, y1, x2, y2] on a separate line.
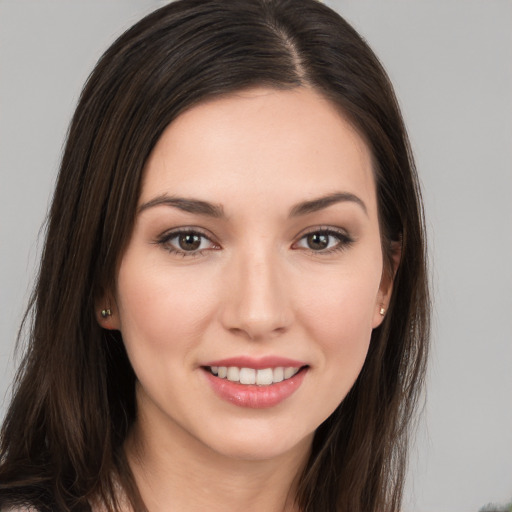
[0, 1, 429, 511]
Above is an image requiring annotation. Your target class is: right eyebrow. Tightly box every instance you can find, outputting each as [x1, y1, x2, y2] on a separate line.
[137, 195, 225, 218]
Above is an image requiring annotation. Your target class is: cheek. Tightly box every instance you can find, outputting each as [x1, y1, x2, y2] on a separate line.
[297, 262, 381, 372]
[115, 258, 219, 362]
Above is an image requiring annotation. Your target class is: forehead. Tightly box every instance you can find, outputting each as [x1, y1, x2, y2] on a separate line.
[141, 87, 376, 217]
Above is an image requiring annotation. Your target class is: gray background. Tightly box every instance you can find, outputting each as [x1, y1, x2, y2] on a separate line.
[0, 1, 510, 511]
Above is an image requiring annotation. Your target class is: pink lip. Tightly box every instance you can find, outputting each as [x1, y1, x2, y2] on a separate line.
[202, 366, 308, 409]
[202, 356, 307, 369]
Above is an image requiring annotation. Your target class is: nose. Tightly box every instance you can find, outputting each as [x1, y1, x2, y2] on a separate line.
[219, 248, 293, 341]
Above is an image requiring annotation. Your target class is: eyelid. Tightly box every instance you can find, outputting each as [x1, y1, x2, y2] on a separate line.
[292, 226, 354, 253]
[293, 225, 352, 240]
[155, 226, 220, 255]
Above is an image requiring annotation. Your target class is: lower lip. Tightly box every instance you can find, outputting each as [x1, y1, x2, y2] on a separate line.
[203, 368, 307, 408]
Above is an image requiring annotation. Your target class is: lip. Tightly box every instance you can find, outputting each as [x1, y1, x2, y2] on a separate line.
[202, 361, 308, 409]
[202, 356, 307, 369]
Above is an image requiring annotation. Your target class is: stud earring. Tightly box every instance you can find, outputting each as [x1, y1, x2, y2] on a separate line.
[101, 309, 112, 318]
[379, 306, 386, 316]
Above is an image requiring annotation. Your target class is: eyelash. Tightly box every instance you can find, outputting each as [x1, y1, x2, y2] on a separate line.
[155, 227, 354, 257]
[293, 227, 354, 254]
[155, 228, 219, 257]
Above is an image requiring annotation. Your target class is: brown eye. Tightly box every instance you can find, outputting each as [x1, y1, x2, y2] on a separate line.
[179, 233, 202, 251]
[157, 229, 217, 256]
[306, 233, 329, 250]
[294, 228, 353, 254]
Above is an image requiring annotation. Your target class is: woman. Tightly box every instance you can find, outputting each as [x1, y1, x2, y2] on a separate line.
[0, 0, 429, 511]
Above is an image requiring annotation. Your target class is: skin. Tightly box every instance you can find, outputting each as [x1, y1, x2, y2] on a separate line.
[99, 87, 394, 512]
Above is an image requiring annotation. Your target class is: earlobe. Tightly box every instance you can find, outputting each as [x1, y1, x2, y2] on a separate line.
[372, 302, 387, 329]
[95, 295, 121, 330]
[372, 239, 401, 329]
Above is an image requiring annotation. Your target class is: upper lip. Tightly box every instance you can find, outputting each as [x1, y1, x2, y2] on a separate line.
[202, 356, 308, 369]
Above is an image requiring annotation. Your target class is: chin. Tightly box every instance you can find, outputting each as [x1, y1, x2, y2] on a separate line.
[195, 420, 315, 463]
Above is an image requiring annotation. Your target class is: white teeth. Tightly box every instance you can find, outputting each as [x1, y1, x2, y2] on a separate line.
[226, 366, 240, 382]
[256, 368, 273, 385]
[284, 367, 298, 379]
[273, 367, 284, 383]
[209, 365, 302, 386]
[239, 367, 256, 385]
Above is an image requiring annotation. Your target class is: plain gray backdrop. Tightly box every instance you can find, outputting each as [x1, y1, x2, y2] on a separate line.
[0, 1, 511, 511]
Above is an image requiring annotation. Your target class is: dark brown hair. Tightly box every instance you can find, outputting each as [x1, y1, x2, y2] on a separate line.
[0, 1, 429, 511]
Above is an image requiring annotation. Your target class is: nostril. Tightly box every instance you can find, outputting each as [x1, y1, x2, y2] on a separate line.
[227, 325, 289, 341]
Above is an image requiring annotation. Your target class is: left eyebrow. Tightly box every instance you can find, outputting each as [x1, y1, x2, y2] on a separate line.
[289, 192, 368, 217]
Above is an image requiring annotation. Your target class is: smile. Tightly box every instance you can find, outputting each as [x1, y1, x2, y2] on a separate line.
[208, 366, 301, 386]
[202, 360, 308, 408]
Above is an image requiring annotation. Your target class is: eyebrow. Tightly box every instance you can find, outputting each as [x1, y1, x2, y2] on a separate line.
[289, 192, 368, 217]
[138, 195, 224, 217]
[138, 191, 367, 218]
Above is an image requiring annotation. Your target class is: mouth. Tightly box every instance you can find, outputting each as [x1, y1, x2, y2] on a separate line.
[204, 365, 307, 386]
[201, 356, 309, 407]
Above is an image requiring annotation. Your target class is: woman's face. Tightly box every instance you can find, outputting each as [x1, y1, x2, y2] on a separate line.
[106, 87, 392, 461]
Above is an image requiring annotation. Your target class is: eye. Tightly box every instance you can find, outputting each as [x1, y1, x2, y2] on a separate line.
[175, 233, 206, 251]
[156, 229, 219, 256]
[293, 228, 353, 253]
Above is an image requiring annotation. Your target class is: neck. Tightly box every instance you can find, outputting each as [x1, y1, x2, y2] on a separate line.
[124, 399, 311, 512]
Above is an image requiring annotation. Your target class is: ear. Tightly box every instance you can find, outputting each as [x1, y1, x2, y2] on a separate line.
[95, 292, 121, 331]
[372, 239, 401, 328]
